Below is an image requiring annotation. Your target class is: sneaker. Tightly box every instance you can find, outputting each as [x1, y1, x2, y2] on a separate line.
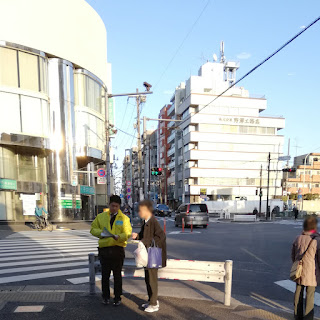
[142, 301, 159, 309]
[113, 300, 121, 307]
[102, 298, 110, 305]
[144, 305, 159, 313]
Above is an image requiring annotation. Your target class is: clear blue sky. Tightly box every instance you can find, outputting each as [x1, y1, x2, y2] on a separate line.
[87, 0, 320, 176]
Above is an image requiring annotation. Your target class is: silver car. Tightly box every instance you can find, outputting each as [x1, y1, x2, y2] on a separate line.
[174, 203, 209, 228]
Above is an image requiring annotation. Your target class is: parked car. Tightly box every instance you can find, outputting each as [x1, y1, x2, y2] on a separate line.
[155, 204, 172, 217]
[175, 203, 209, 228]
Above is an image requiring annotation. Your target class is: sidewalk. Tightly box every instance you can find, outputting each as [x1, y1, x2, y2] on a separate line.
[0, 283, 295, 320]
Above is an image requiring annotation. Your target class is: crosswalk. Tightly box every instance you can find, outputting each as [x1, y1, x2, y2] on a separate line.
[0, 230, 98, 285]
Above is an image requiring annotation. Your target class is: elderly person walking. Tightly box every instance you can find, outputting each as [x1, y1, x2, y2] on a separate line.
[291, 216, 320, 320]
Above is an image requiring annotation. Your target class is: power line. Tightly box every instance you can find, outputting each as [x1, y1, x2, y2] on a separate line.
[179, 15, 320, 127]
[114, 126, 137, 138]
[153, 0, 210, 90]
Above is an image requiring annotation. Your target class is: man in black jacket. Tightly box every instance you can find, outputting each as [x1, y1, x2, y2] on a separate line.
[132, 200, 166, 313]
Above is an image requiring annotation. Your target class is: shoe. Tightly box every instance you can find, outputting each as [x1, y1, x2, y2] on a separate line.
[102, 298, 110, 305]
[144, 305, 159, 313]
[113, 300, 121, 307]
[142, 300, 159, 309]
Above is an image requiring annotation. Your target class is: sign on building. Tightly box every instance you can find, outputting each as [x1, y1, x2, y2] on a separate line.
[97, 177, 106, 185]
[0, 179, 17, 191]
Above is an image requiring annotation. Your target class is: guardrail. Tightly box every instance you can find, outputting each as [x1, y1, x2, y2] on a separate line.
[88, 253, 233, 306]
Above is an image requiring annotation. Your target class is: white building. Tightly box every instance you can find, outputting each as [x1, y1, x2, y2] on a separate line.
[167, 45, 285, 203]
[0, 0, 112, 221]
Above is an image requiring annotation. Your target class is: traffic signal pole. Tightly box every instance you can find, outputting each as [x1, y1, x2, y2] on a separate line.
[266, 152, 271, 220]
[259, 165, 262, 216]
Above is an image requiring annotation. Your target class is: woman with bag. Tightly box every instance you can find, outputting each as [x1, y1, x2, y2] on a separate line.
[132, 200, 167, 313]
[291, 216, 320, 320]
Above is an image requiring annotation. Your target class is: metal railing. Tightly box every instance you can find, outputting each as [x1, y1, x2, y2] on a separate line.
[88, 253, 233, 306]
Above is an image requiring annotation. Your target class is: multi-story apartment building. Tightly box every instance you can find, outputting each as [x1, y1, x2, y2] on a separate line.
[158, 105, 171, 204]
[285, 153, 320, 197]
[0, 0, 111, 221]
[168, 45, 285, 203]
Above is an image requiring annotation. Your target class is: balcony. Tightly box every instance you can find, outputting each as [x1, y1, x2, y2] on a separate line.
[168, 161, 175, 170]
[168, 146, 175, 157]
[167, 104, 175, 116]
[167, 131, 175, 143]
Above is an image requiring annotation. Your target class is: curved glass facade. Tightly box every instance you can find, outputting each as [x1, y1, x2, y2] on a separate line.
[74, 71, 106, 154]
[0, 43, 108, 222]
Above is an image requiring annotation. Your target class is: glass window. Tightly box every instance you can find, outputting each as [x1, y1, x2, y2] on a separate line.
[74, 73, 85, 106]
[39, 57, 48, 94]
[85, 77, 102, 113]
[21, 96, 42, 135]
[41, 100, 50, 137]
[0, 47, 18, 87]
[19, 51, 39, 91]
[0, 92, 21, 134]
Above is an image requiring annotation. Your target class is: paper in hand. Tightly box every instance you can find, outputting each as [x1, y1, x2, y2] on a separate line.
[101, 227, 114, 238]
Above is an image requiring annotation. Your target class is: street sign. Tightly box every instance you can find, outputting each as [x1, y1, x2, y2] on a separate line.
[97, 168, 106, 177]
[120, 194, 124, 198]
[200, 188, 207, 195]
[97, 177, 106, 185]
[278, 156, 291, 161]
[127, 195, 131, 200]
[127, 188, 131, 194]
[71, 174, 78, 187]
[126, 181, 131, 187]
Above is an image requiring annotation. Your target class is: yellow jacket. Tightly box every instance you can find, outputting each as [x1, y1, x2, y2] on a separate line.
[90, 209, 132, 248]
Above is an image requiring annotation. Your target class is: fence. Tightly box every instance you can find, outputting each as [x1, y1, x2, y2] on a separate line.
[88, 253, 233, 306]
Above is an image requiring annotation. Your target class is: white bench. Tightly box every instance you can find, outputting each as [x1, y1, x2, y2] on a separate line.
[233, 214, 256, 222]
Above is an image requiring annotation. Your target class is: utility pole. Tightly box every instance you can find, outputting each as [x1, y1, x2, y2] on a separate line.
[266, 152, 271, 220]
[136, 89, 143, 201]
[286, 139, 290, 207]
[148, 138, 151, 199]
[259, 164, 262, 216]
[105, 93, 111, 206]
[130, 149, 134, 209]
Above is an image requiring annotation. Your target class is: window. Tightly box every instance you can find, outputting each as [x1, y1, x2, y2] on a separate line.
[0, 47, 18, 87]
[21, 96, 42, 135]
[85, 77, 102, 113]
[18, 51, 39, 91]
[189, 204, 207, 213]
[0, 92, 20, 134]
[39, 57, 48, 93]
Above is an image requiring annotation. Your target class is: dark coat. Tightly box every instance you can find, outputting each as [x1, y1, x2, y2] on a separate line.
[137, 215, 167, 267]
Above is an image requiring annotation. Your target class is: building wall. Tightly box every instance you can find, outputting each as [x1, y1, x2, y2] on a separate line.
[0, 0, 109, 221]
[169, 60, 285, 203]
[0, 0, 108, 85]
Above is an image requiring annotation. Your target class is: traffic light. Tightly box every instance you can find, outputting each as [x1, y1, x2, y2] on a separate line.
[151, 167, 163, 176]
[282, 168, 296, 173]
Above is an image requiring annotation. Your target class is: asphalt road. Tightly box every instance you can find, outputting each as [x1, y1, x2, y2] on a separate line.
[0, 217, 310, 318]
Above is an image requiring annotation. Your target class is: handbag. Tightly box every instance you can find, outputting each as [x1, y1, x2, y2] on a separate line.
[134, 241, 148, 268]
[290, 236, 315, 281]
[147, 239, 162, 269]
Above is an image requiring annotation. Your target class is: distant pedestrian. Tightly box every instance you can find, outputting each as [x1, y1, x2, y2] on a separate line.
[293, 204, 299, 220]
[90, 195, 132, 306]
[132, 200, 167, 313]
[291, 216, 320, 320]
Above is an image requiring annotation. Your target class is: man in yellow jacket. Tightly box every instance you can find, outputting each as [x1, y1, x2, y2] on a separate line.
[90, 195, 132, 306]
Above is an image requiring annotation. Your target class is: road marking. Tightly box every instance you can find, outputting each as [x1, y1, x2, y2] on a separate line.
[275, 280, 320, 306]
[241, 248, 270, 266]
[67, 275, 102, 284]
[0, 230, 98, 284]
[0, 256, 88, 268]
[0, 246, 97, 258]
[0, 261, 88, 275]
[0, 268, 89, 284]
[168, 231, 201, 235]
[14, 306, 44, 313]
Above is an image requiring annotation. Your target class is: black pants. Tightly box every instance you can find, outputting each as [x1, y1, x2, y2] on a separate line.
[99, 246, 125, 301]
[294, 284, 315, 320]
[145, 268, 158, 306]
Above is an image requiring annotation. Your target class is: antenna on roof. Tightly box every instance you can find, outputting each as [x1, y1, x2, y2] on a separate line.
[220, 41, 225, 63]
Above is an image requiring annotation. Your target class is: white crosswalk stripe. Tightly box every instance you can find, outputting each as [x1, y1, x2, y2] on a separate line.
[0, 230, 98, 285]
